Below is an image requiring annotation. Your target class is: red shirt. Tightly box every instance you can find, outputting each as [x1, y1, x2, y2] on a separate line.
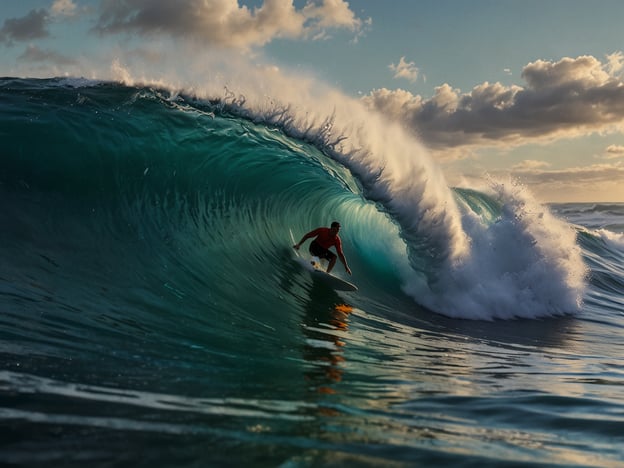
[310, 227, 343, 255]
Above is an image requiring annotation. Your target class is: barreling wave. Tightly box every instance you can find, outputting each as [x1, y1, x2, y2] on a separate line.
[0, 77, 587, 320]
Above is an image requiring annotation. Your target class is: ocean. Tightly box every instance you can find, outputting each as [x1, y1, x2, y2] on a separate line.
[1, 77, 623, 467]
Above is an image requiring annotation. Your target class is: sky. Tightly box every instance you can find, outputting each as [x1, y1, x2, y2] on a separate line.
[1, 0, 624, 202]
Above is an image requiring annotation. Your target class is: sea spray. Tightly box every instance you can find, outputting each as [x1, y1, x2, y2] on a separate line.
[408, 179, 587, 319]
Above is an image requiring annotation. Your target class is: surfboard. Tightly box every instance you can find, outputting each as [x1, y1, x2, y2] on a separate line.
[290, 229, 358, 292]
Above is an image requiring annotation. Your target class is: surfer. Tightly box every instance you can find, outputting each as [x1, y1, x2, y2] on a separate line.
[293, 222, 352, 275]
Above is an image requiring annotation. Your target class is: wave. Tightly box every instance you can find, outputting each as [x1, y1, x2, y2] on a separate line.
[552, 202, 624, 233]
[1, 77, 587, 320]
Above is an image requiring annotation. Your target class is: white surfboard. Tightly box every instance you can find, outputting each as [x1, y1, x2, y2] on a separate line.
[290, 229, 358, 292]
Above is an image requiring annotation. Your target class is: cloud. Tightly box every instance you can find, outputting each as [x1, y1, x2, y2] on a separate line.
[389, 56, 419, 83]
[0, 9, 49, 44]
[17, 44, 77, 66]
[302, 0, 363, 30]
[462, 160, 624, 202]
[602, 144, 624, 159]
[51, 0, 78, 17]
[362, 54, 624, 153]
[512, 159, 551, 171]
[510, 161, 624, 186]
[93, 0, 366, 50]
[606, 51, 624, 75]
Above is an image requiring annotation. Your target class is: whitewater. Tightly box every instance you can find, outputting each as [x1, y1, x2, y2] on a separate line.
[1, 76, 624, 466]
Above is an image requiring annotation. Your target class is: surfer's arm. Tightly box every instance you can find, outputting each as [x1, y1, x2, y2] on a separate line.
[338, 253, 352, 275]
[335, 240, 352, 275]
[293, 228, 320, 250]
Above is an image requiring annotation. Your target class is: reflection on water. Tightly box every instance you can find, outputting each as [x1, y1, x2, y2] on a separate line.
[296, 276, 356, 423]
[302, 301, 353, 396]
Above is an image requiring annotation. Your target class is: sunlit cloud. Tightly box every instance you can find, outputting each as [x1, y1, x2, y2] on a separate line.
[602, 144, 624, 159]
[93, 0, 368, 50]
[513, 162, 623, 183]
[512, 159, 551, 171]
[363, 54, 624, 153]
[389, 56, 419, 83]
[605, 51, 624, 76]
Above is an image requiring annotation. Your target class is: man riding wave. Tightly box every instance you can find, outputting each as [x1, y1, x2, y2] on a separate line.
[293, 221, 352, 275]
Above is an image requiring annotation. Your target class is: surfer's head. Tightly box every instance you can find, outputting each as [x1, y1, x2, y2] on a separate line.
[330, 221, 341, 233]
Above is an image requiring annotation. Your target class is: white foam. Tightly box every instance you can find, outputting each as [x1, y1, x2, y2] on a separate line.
[596, 228, 624, 250]
[402, 180, 587, 319]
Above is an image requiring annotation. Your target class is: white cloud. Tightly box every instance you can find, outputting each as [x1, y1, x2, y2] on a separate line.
[93, 0, 367, 50]
[605, 51, 623, 76]
[302, 0, 363, 30]
[389, 56, 419, 83]
[512, 159, 551, 171]
[363, 54, 624, 153]
[603, 144, 624, 159]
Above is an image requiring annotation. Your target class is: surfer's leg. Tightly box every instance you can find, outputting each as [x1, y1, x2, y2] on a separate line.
[309, 241, 322, 257]
[326, 252, 337, 273]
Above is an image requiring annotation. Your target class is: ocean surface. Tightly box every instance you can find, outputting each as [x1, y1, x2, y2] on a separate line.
[1, 77, 624, 467]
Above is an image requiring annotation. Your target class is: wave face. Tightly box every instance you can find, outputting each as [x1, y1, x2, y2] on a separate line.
[3, 78, 624, 466]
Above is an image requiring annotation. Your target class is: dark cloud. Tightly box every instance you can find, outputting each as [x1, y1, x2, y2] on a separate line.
[0, 9, 49, 44]
[363, 54, 624, 152]
[18, 44, 76, 66]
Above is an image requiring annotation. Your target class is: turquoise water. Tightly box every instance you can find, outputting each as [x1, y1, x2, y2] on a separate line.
[1, 78, 623, 466]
